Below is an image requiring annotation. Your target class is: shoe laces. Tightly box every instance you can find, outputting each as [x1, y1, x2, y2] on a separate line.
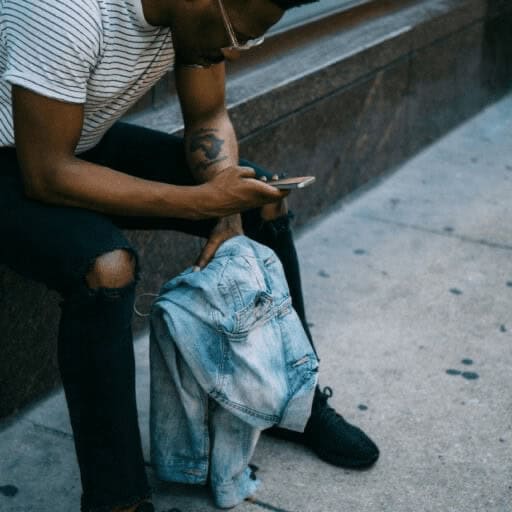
[312, 386, 345, 429]
[315, 386, 334, 409]
[319, 386, 333, 400]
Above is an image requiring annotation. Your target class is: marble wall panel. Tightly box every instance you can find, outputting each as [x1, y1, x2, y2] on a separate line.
[229, 29, 411, 141]
[0, 269, 61, 418]
[408, 22, 486, 156]
[228, 24, 411, 140]
[239, 61, 410, 228]
[410, 0, 485, 51]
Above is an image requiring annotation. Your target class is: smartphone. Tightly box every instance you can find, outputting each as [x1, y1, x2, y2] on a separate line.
[267, 176, 316, 190]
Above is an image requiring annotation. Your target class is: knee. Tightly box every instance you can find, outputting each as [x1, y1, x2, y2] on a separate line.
[85, 249, 137, 290]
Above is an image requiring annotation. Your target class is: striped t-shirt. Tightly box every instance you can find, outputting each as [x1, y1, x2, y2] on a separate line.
[0, 0, 174, 153]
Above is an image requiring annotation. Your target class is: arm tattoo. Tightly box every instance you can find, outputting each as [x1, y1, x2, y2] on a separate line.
[188, 128, 229, 176]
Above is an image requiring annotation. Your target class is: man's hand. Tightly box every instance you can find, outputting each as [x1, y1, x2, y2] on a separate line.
[193, 214, 243, 270]
[195, 166, 288, 219]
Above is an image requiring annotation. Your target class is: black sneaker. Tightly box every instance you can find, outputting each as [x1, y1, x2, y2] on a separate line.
[266, 386, 379, 469]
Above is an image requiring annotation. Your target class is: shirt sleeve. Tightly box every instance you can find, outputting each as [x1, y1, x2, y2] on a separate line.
[1, 0, 102, 104]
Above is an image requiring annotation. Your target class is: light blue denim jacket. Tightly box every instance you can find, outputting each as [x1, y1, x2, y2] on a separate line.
[150, 236, 318, 508]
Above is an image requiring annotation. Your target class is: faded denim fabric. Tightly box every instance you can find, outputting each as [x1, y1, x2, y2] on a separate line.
[150, 236, 318, 508]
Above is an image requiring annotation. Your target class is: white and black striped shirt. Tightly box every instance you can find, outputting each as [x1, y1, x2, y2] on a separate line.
[0, 0, 174, 153]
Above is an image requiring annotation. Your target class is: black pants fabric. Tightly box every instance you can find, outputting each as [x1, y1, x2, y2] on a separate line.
[0, 122, 313, 511]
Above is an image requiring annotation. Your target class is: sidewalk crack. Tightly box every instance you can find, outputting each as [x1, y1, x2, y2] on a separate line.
[26, 420, 74, 441]
[247, 498, 295, 512]
[355, 214, 512, 251]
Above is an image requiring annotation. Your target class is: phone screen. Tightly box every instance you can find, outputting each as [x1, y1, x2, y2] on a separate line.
[268, 176, 316, 190]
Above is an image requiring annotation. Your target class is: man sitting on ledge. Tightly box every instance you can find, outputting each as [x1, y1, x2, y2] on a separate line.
[0, 0, 379, 511]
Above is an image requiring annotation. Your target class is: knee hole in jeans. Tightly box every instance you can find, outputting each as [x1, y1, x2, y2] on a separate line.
[85, 249, 136, 290]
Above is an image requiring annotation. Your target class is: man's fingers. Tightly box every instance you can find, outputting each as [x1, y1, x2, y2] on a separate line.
[194, 237, 220, 270]
[239, 177, 290, 201]
[248, 176, 290, 198]
[194, 230, 238, 269]
[238, 168, 284, 195]
[237, 166, 257, 178]
[262, 183, 290, 199]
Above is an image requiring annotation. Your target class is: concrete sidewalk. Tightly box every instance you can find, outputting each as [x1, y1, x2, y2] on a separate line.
[1, 93, 511, 512]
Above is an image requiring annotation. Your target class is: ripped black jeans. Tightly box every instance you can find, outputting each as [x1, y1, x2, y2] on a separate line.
[0, 122, 313, 511]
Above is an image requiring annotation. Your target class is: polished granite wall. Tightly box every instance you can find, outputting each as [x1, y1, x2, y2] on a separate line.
[1, 0, 511, 418]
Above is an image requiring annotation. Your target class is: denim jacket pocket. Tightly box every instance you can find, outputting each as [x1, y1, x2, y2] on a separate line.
[233, 290, 275, 333]
[215, 285, 275, 336]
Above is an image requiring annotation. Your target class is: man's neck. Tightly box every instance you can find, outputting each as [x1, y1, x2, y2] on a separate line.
[141, 0, 176, 27]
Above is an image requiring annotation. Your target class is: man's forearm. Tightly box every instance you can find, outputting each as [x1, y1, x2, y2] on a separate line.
[27, 156, 208, 220]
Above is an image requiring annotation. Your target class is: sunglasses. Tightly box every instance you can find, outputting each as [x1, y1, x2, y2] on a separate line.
[184, 0, 265, 68]
[217, 0, 265, 51]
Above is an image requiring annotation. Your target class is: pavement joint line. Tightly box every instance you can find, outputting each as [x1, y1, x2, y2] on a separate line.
[248, 498, 295, 512]
[354, 213, 512, 252]
[24, 419, 74, 441]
